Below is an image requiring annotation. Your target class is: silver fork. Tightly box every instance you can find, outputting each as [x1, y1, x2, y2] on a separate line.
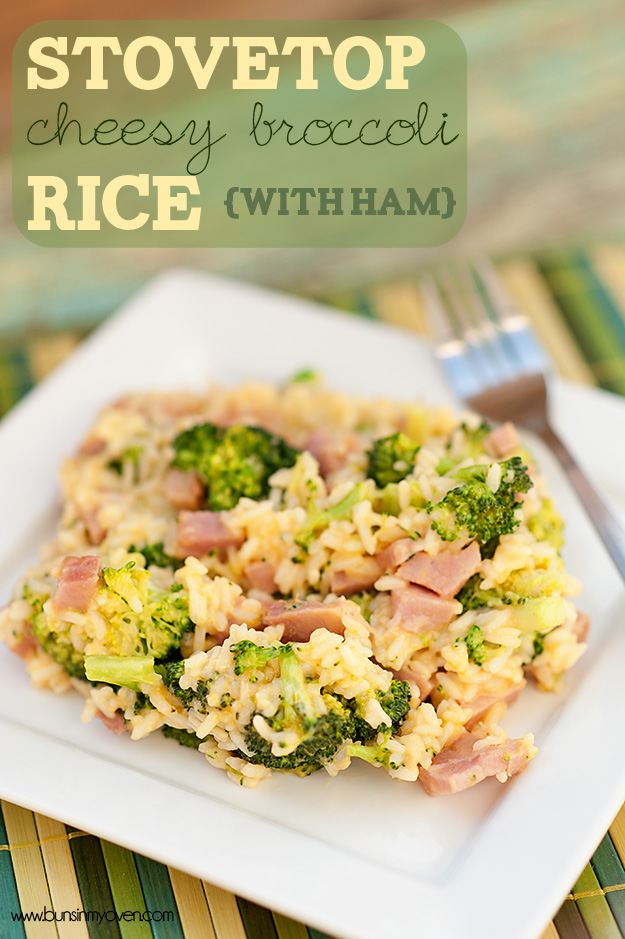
[421, 258, 625, 582]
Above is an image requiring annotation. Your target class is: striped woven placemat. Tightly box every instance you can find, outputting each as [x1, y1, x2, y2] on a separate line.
[1, 247, 625, 939]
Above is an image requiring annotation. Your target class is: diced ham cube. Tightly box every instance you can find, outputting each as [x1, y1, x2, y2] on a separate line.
[82, 506, 106, 545]
[397, 542, 482, 599]
[262, 598, 357, 642]
[175, 511, 244, 558]
[51, 556, 102, 613]
[463, 679, 526, 729]
[393, 664, 436, 701]
[306, 430, 365, 477]
[388, 585, 461, 633]
[78, 436, 106, 456]
[95, 710, 127, 735]
[572, 611, 590, 643]
[245, 561, 278, 594]
[487, 421, 520, 458]
[9, 623, 39, 660]
[164, 468, 205, 511]
[330, 557, 382, 595]
[376, 538, 417, 572]
[419, 730, 535, 796]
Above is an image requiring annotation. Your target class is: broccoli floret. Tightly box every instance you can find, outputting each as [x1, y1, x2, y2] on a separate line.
[367, 432, 420, 487]
[436, 421, 491, 475]
[463, 624, 489, 665]
[161, 726, 201, 749]
[234, 643, 355, 774]
[129, 542, 182, 570]
[100, 563, 191, 659]
[349, 680, 411, 741]
[295, 482, 368, 550]
[172, 422, 299, 511]
[527, 497, 564, 550]
[84, 653, 161, 691]
[456, 574, 505, 612]
[158, 659, 210, 712]
[230, 639, 287, 676]
[346, 741, 395, 769]
[532, 634, 545, 659]
[288, 368, 319, 383]
[243, 697, 353, 776]
[23, 585, 88, 678]
[108, 446, 143, 476]
[427, 457, 532, 544]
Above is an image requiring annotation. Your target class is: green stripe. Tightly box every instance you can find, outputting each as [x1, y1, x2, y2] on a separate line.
[554, 897, 593, 939]
[237, 897, 278, 939]
[540, 251, 625, 395]
[354, 292, 377, 319]
[69, 834, 122, 939]
[133, 855, 184, 939]
[591, 834, 625, 934]
[0, 346, 34, 417]
[0, 804, 27, 939]
[307, 930, 335, 939]
[101, 840, 153, 939]
[572, 862, 622, 939]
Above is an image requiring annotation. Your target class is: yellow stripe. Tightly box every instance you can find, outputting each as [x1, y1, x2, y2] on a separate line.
[0, 831, 89, 851]
[201, 883, 247, 939]
[169, 868, 216, 939]
[498, 258, 595, 385]
[272, 911, 310, 939]
[609, 804, 625, 866]
[34, 814, 89, 939]
[2, 803, 59, 939]
[27, 333, 81, 382]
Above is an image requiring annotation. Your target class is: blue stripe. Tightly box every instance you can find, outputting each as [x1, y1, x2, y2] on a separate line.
[133, 855, 184, 939]
[0, 803, 27, 939]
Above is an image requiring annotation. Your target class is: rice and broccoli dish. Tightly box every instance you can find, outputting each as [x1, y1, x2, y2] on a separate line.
[0, 378, 588, 793]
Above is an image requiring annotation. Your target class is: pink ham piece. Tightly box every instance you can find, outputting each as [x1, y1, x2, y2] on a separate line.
[388, 585, 461, 633]
[51, 556, 102, 614]
[306, 430, 365, 477]
[397, 542, 482, 599]
[262, 598, 356, 642]
[487, 421, 520, 458]
[419, 730, 534, 796]
[164, 468, 205, 511]
[82, 507, 106, 546]
[246, 561, 278, 594]
[78, 436, 106, 457]
[175, 511, 244, 558]
[330, 557, 382, 596]
[393, 664, 436, 702]
[376, 538, 417, 572]
[95, 710, 127, 735]
[572, 611, 590, 642]
[463, 679, 526, 729]
[9, 623, 39, 660]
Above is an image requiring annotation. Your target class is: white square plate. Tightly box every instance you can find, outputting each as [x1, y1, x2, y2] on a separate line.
[1, 271, 624, 939]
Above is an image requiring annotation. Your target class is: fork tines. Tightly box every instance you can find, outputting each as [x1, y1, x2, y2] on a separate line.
[420, 259, 550, 403]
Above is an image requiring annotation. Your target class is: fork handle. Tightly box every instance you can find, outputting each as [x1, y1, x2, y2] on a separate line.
[539, 424, 625, 582]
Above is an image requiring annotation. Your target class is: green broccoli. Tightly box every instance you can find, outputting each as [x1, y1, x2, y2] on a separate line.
[366, 432, 420, 488]
[24, 584, 85, 679]
[456, 574, 508, 612]
[172, 422, 299, 511]
[129, 542, 182, 570]
[84, 653, 161, 691]
[230, 639, 287, 676]
[427, 457, 532, 544]
[288, 368, 319, 383]
[158, 659, 210, 712]
[349, 680, 411, 741]
[161, 726, 202, 749]
[436, 421, 491, 475]
[295, 482, 368, 550]
[463, 624, 489, 665]
[233, 642, 355, 774]
[108, 446, 143, 476]
[346, 741, 395, 769]
[527, 497, 564, 550]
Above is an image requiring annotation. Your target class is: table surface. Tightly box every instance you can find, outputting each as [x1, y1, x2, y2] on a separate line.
[1, 246, 625, 939]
